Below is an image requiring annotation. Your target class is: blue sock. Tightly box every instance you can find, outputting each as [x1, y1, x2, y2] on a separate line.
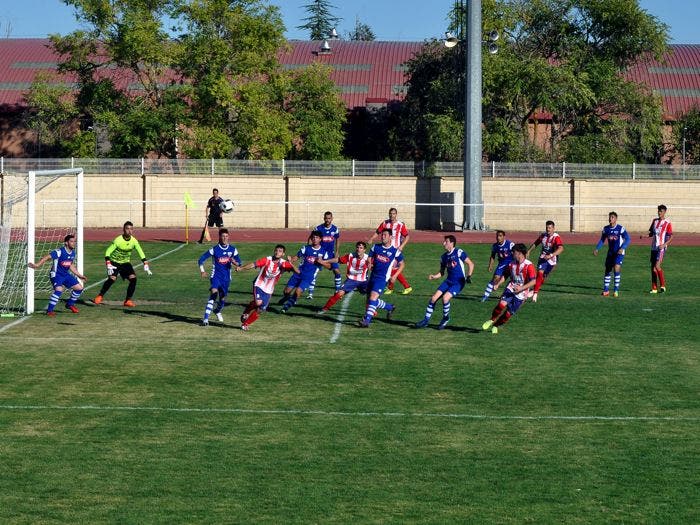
[47, 290, 62, 312]
[424, 301, 434, 320]
[66, 289, 82, 307]
[203, 292, 217, 320]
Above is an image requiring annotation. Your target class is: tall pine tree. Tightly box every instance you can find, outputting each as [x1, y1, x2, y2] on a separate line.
[298, 0, 341, 40]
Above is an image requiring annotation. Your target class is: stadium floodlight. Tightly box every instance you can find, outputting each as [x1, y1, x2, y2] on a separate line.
[444, 32, 460, 48]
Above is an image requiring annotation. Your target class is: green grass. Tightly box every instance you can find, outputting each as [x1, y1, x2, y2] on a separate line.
[1, 240, 698, 523]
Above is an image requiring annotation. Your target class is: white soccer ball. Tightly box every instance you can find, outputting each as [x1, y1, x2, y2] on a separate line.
[220, 199, 234, 214]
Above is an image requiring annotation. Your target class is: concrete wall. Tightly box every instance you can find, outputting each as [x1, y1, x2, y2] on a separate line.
[4, 173, 699, 232]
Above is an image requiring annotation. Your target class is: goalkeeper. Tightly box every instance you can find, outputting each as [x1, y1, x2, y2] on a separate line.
[94, 221, 152, 307]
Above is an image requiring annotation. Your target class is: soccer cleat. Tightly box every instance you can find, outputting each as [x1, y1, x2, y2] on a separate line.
[240, 324, 249, 331]
[357, 319, 370, 328]
[649, 289, 658, 294]
[306, 293, 314, 300]
[601, 290, 610, 297]
[482, 319, 493, 331]
[47, 311, 57, 317]
[613, 291, 619, 297]
[437, 316, 450, 330]
[401, 287, 413, 295]
[123, 299, 135, 307]
[240, 312, 249, 323]
[531, 293, 538, 303]
[384, 288, 393, 295]
[316, 309, 327, 315]
[215, 312, 224, 322]
[491, 326, 498, 334]
[480, 296, 489, 303]
[200, 320, 209, 327]
[386, 305, 396, 320]
[280, 306, 288, 314]
[659, 287, 666, 293]
[93, 295, 103, 305]
[66, 305, 79, 314]
[415, 318, 429, 328]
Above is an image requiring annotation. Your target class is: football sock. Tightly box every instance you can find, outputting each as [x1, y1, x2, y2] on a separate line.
[308, 276, 316, 294]
[203, 292, 217, 320]
[126, 278, 137, 299]
[283, 295, 298, 310]
[483, 282, 494, 298]
[495, 310, 512, 327]
[397, 273, 410, 288]
[657, 268, 665, 287]
[245, 310, 260, 326]
[214, 299, 226, 314]
[364, 298, 379, 322]
[323, 292, 342, 310]
[613, 272, 621, 291]
[334, 274, 342, 291]
[98, 278, 115, 296]
[443, 301, 451, 318]
[243, 301, 256, 316]
[424, 301, 435, 320]
[491, 302, 505, 321]
[66, 289, 82, 307]
[47, 290, 62, 312]
[651, 268, 658, 288]
[534, 272, 544, 292]
[603, 273, 611, 291]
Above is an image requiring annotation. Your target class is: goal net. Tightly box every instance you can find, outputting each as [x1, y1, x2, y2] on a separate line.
[0, 168, 84, 315]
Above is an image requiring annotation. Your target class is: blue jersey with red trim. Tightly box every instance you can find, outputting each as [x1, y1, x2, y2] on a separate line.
[297, 244, 330, 276]
[50, 246, 75, 279]
[441, 248, 469, 284]
[198, 244, 241, 278]
[596, 224, 630, 254]
[369, 243, 404, 281]
[315, 223, 340, 256]
[491, 239, 515, 263]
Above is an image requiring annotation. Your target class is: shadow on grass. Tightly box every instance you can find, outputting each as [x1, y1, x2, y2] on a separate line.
[122, 308, 235, 328]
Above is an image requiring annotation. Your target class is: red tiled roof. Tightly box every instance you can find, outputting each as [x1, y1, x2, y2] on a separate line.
[1, 38, 700, 119]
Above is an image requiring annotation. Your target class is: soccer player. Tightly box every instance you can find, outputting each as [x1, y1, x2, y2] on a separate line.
[279, 231, 334, 313]
[358, 228, 404, 327]
[197, 228, 241, 326]
[368, 207, 412, 294]
[93, 221, 152, 307]
[481, 230, 515, 302]
[645, 204, 673, 293]
[526, 220, 564, 302]
[593, 211, 631, 297]
[198, 188, 224, 243]
[27, 234, 87, 316]
[307, 211, 342, 299]
[317, 241, 371, 314]
[415, 235, 474, 330]
[237, 244, 299, 330]
[482, 243, 536, 334]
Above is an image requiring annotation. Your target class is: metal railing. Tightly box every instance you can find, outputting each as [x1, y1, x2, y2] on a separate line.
[1, 157, 698, 180]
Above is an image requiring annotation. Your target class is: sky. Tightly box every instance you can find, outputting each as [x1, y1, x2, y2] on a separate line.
[1, 0, 699, 43]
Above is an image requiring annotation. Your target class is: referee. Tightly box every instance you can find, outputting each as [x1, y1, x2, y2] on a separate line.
[198, 188, 224, 243]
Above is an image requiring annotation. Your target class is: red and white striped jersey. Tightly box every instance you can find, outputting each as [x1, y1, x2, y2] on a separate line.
[649, 218, 673, 250]
[338, 252, 370, 282]
[533, 231, 563, 265]
[376, 219, 409, 249]
[253, 256, 294, 294]
[506, 258, 537, 300]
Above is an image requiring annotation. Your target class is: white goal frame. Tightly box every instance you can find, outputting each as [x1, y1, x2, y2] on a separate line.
[25, 168, 84, 314]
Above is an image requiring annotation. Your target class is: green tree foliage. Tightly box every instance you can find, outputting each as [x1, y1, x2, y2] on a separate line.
[24, 0, 346, 160]
[392, 0, 669, 163]
[298, 0, 341, 40]
[348, 17, 376, 41]
[675, 108, 700, 165]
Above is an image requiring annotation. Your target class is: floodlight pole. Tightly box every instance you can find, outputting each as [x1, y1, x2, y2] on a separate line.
[463, 0, 484, 230]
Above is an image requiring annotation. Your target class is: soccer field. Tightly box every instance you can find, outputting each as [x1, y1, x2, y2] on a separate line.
[1, 240, 698, 523]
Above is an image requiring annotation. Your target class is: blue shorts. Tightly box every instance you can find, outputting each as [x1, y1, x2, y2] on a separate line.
[500, 289, 525, 315]
[368, 276, 388, 294]
[210, 275, 230, 296]
[341, 279, 368, 295]
[650, 249, 666, 265]
[286, 271, 315, 292]
[493, 260, 511, 277]
[605, 252, 625, 272]
[537, 259, 556, 276]
[253, 287, 272, 310]
[51, 273, 79, 290]
[437, 280, 465, 297]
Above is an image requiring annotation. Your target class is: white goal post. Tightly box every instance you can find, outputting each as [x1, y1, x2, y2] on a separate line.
[0, 168, 83, 315]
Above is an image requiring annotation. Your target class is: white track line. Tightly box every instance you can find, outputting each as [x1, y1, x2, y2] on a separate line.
[0, 404, 697, 422]
[0, 243, 186, 334]
[329, 291, 354, 343]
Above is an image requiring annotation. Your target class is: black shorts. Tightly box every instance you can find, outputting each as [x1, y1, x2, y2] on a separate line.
[207, 214, 223, 227]
[112, 262, 136, 279]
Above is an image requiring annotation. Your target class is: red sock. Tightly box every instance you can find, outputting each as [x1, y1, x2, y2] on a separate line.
[495, 311, 512, 327]
[651, 268, 658, 289]
[491, 302, 505, 321]
[245, 310, 259, 326]
[323, 292, 342, 311]
[244, 301, 256, 316]
[397, 273, 410, 288]
[534, 272, 544, 292]
[657, 268, 665, 287]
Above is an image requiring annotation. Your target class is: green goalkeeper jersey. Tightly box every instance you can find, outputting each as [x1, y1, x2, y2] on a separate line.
[105, 235, 147, 264]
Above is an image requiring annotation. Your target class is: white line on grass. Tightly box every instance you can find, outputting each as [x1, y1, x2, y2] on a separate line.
[0, 404, 698, 422]
[0, 243, 186, 334]
[329, 291, 354, 344]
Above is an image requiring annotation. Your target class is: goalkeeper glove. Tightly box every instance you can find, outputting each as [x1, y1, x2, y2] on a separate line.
[144, 263, 152, 276]
[106, 260, 117, 276]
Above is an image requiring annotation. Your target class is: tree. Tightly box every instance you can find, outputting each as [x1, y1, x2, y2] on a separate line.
[389, 0, 669, 163]
[348, 17, 375, 41]
[298, 0, 341, 40]
[675, 107, 700, 165]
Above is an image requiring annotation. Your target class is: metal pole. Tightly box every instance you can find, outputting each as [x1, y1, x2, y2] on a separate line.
[463, 0, 484, 230]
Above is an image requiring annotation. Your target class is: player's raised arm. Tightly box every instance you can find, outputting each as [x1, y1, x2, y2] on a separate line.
[27, 253, 52, 269]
